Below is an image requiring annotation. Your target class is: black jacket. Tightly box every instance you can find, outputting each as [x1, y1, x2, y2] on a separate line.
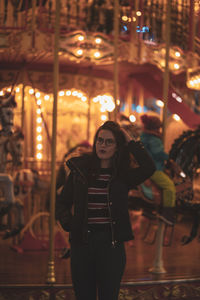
[55, 140, 155, 245]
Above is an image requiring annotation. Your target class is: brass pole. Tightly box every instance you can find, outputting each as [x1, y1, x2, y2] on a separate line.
[189, 0, 195, 52]
[162, 0, 171, 149]
[46, 0, 60, 284]
[113, 0, 119, 121]
[31, 0, 36, 48]
[21, 68, 25, 165]
[21, 69, 25, 131]
[87, 95, 91, 141]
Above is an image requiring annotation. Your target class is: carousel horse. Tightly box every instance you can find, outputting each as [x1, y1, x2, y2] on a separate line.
[10, 142, 92, 252]
[0, 92, 17, 135]
[169, 126, 200, 244]
[0, 93, 25, 237]
[0, 129, 24, 238]
[128, 125, 200, 246]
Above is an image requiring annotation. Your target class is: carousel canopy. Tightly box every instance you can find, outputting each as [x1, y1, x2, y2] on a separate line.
[1, 0, 200, 128]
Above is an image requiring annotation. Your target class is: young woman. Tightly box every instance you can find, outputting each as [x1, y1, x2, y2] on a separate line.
[56, 121, 155, 300]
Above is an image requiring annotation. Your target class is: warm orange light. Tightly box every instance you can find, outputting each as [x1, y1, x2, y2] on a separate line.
[36, 152, 43, 160]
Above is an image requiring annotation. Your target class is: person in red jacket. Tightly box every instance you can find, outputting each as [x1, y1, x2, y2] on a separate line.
[56, 121, 155, 300]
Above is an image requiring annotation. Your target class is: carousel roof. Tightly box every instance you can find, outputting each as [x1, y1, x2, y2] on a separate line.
[1, 0, 200, 127]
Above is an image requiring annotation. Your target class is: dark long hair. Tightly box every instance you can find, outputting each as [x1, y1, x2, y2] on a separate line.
[89, 121, 130, 178]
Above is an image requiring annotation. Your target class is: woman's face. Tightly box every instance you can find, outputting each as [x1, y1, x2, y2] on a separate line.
[95, 129, 117, 167]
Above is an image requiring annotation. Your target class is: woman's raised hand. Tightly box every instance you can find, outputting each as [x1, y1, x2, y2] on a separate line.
[120, 127, 133, 143]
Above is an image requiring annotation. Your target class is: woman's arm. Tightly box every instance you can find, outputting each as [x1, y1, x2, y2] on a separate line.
[126, 140, 156, 188]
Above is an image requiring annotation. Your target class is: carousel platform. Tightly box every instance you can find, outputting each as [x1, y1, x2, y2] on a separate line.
[0, 214, 200, 300]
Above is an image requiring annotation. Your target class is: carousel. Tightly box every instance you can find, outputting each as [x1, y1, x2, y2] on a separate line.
[1, 0, 200, 299]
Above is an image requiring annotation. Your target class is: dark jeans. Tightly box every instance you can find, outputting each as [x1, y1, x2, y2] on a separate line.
[70, 230, 126, 300]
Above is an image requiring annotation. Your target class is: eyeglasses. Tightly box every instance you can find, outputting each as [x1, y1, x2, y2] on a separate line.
[96, 137, 116, 147]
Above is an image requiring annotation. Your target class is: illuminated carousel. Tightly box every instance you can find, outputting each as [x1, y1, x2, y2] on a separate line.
[1, 1, 200, 299]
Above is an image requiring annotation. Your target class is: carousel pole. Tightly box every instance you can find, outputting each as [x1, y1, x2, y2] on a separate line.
[113, 0, 119, 121]
[189, 0, 195, 52]
[87, 94, 91, 141]
[46, 0, 60, 284]
[21, 70, 26, 165]
[21, 68, 25, 132]
[150, 0, 171, 274]
[162, 0, 171, 147]
[31, 0, 36, 49]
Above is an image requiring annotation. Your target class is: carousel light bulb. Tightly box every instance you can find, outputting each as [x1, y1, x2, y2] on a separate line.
[66, 90, 71, 96]
[37, 143, 43, 150]
[173, 114, 180, 121]
[37, 108, 41, 114]
[106, 101, 115, 112]
[100, 106, 106, 113]
[15, 87, 20, 93]
[36, 126, 42, 133]
[175, 51, 181, 57]
[180, 171, 186, 178]
[44, 95, 50, 100]
[78, 35, 84, 41]
[132, 17, 136, 22]
[94, 51, 101, 58]
[105, 95, 112, 101]
[101, 114, 107, 121]
[59, 91, 65, 96]
[36, 117, 42, 123]
[93, 97, 98, 103]
[99, 97, 105, 105]
[36, 152, 43, 160]
[81, 96, 87, 102]
[77, 92, 83, 98]
[122, 16, 128, 22]
[72, 90, 78, 96]
[35, 92, 40, 98]
[37, 135, 42, 141]
[37, 99, 42, 106]
[175, 96, 182, 103]
[136, 105, 142, 113]
[95, 38, 102, 44]
[0, 91, 3, 96]
[136, 11, 142, 16]
[29, 89, 34, 95]
[129, 114, 136, 123]
[174, 63, 180, 70]
[156, 99, 164, 107]
[76, 49, 83, 56]
[116, 99, 120, 105]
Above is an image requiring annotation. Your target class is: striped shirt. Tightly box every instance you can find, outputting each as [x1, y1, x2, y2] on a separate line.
[88, 169, 112, 229]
